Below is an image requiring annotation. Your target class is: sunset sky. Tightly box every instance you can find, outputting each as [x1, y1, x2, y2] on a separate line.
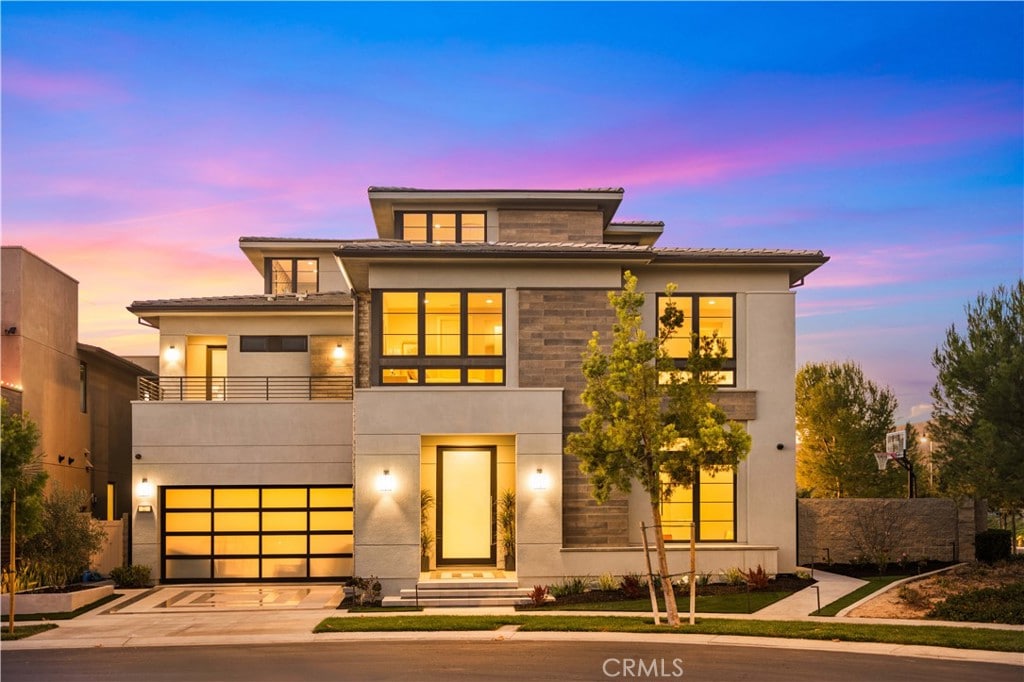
[3, 2, 1021, 422]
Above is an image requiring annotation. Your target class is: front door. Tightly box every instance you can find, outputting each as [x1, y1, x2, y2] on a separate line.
[436, 447, 496, 566]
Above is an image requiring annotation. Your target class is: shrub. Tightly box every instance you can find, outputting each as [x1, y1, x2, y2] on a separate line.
[22, 486, 106, 588]
[548, 575, 591, 598]
[928, 582, 1024, 625]
[110, 564, 152, 588]
[721, 567, 746, 586]
[976, 529, 1013, 563]
[696, 570, 713, 587]
[743, 565, 771, 590]
[596, 572, 618, 591]
[348, 575, 383, 606]
[620, 572, 647, 599]
[897, 585, 930, 609]
[528, 585, 549, 606]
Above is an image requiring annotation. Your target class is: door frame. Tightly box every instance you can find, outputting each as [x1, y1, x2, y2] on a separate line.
[435, 445, 497, 566]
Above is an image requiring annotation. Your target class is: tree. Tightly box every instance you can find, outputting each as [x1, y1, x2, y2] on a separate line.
[566, 272, 751, 627]
[930, 280, 1024, 520]
[22, 485, 106, 588]
[796, 361, 903, 498]
[1, 399, 48, 545]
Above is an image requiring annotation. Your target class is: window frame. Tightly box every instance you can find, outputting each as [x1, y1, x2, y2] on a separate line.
[395, 211, 488, 243]
[264, 257, 320, 295]
[661, 468, 737, 543]
[371, 289, 506, 386]
[657, 293, 737, 387]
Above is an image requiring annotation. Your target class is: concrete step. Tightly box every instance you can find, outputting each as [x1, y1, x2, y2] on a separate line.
[398, 588, 531, 599]
[415, 579, 520, 590]
[382, 595, 529, 608]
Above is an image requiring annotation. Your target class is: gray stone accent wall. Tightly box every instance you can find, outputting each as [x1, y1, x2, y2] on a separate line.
[712, 391, 757, 420]
[498, 209, 604, 243]
[797, 498, 978, 565]
[518, 288, 627, 547]
[355, 292, 371, 389]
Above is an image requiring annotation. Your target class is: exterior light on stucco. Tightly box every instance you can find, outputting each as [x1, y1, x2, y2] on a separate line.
[530, 468, 549, 491]
[137, 477, 155, 513]
[165, 345, 180, 362]
[376, 469, 395, 493]
[333, 343, 346, 359]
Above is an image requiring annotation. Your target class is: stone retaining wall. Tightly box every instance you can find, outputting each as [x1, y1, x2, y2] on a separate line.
[797, 497, 977, 565]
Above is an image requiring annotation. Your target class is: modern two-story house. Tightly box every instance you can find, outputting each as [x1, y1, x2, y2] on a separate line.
[129, 187, 828, 595]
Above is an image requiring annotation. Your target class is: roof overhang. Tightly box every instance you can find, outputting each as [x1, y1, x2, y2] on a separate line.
[367, 187, 625, 238]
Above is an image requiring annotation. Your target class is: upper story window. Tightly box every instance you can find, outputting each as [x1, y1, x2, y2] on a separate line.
[240, 335, 309, 352]
[397, 212, 486, 243]
[658, 294, 736, 386]
[373, 290, 504, 385]
[266, 258, 318, 295]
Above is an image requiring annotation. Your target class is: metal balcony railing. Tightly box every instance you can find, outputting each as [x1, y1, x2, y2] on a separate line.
[137, 375, 354, 401]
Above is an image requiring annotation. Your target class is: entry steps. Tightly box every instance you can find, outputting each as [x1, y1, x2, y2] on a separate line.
[382, 578, 534, 608]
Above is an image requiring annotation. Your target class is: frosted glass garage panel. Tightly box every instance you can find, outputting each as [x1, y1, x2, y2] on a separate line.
[165, 488, 211, 509]
[165, 512, 211, 533]
[214, 559, 259, 579]
[262, 535, 308, 555]
[165, 535, 211, 556]
[165, 559, 211, 580]
[310, 534, 353, 554]
[214, 535, 260, 555]
[262, 558, 307, 578]
[215, 488, 259, 508]
[310, 488, 352, 508]
[310, 557, 353, 578]
[263, 489, 307, 508]
[310, 511, 352, 531]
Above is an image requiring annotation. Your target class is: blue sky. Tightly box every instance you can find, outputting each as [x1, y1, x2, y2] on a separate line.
[3, 2, 1022, 420]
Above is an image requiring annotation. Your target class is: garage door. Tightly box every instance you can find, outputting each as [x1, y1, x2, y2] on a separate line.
[161, 485, 353, 582]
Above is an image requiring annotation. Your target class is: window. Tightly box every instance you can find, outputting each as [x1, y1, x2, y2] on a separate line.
[661, 468, 736, 542]
[657, 294, 736, 386]
[396, 212, 486, 243]
[240, 336, 309, 352]
[265, 258, 318, 294]
[79, 361, 88, 413]
[374, 290, 504, 385]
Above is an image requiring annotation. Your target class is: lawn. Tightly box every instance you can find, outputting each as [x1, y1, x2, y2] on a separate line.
[0, 623, 59, 641]
[314, 614, 1023, 652]
[813, 575, 908, 617]
[521, 590, 791, 614]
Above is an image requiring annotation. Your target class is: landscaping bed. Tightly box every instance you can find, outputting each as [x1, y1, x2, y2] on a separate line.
[810, 560, 955, 579]
[1, 581, 115, 617]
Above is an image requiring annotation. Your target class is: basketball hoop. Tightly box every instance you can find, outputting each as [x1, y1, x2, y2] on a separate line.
[874, 452, 896, 472]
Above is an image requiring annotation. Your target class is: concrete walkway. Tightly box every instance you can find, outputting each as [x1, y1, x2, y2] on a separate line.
[3, 578, 1022, 668]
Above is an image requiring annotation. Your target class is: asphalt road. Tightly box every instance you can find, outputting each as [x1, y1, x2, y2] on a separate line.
[3, 641, 1021, 682]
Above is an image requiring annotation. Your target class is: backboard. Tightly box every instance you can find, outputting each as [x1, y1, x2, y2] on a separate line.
[885, 430, 907, 457]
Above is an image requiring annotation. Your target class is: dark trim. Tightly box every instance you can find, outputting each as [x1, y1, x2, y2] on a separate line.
[663, 468, 738, 543]
[436, 446, 498, 566]
[657, 292, 737, 388]
[396, 210, 487, 243]
[159, 484, 353, 583]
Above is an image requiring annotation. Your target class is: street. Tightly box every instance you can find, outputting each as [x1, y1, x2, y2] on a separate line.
[3, 641, 1020, 682]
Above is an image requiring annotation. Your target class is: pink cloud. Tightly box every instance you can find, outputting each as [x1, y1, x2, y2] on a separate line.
[2, 61, 127, 108]
[808, 241, 1004, 290]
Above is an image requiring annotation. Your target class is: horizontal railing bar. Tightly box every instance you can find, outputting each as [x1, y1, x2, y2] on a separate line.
[137, 375, 354, 402]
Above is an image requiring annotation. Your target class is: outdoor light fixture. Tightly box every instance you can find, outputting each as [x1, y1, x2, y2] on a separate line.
[58, 454, 66, 463]
[530, 468, 549, 491]
[137, 478, 155, 513]
[165, 345, 180, 362]
[376, 469, 395, 493]
[333, 343, 346, 359]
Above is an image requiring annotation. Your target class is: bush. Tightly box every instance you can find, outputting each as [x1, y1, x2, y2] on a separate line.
[928, 582, 1024, 624]
[528, 585, 549, 606]
[976, 529, 1013, 563]
[548, 575, 591, 598]
[897, 585, 930, 609]
[596, 572, 618, 591]
[22, 486, 106, 588]
[348, 576, 383, 606]
[743, 565, 771, 590]
[110, 564, 152, 588]
[721, 567, 746, 586]
[620, 572, 647, 599]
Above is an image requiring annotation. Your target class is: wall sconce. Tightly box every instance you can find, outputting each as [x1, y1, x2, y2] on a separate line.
[165, 345, 180, 362]
[58, 454, 66, 463]
[137, 477, 155, 512]
[530, 468, 549, 491]
[376, 469, 394, 493]
[333, 343, 346, 359]
[68, 457, 75, 466]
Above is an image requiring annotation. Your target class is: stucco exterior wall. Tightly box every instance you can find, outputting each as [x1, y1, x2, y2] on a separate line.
[797, 498, 976, 565]
[131, 400, 353, 580]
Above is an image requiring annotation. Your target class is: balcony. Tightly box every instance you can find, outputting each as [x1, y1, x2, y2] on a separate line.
[137, 375, 353, 401]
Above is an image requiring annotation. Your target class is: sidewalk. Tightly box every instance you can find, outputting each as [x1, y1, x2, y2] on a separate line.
[2, 576, 1021, 668]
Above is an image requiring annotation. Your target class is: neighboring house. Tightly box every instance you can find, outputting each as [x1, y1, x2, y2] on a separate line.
[128, 187, 828, 592]
[1, 246, 149, 525]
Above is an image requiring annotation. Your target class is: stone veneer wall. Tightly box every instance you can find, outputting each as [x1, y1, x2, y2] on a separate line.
[518, 288, 626, 547]
[498, 209, 605, 243]
[797, 498, 978, 565]
[355, 292, 371, 389]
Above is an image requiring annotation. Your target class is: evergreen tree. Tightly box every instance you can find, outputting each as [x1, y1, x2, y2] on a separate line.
[1, 399, 48, 544]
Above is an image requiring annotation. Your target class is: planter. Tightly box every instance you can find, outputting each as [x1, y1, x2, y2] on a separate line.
[1, 581, 114, 616]
[421, 556, 431, 572]
[504, 555, 516, 572]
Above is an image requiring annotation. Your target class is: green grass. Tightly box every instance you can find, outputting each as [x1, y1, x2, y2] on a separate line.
[813, 576, 908, 617]
[347, 605, 423, 613]
[314, 614, 1023, 653]
[0, 623, 59, 641]
[7, 593, 123, 621]
[525, 591, 790, 614]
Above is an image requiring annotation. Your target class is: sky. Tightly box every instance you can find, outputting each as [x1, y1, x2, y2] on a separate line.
[2, 2, 1022, 422]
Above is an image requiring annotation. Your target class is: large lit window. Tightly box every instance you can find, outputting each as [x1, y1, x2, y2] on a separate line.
[265, 258, 318, 294]
[661, 469, 736, 542]
[397, 212, 486, 243]
[658, 294, 735, 386]
[375, 290, 504, 385]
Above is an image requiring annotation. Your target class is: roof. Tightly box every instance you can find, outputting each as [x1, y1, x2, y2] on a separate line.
[128, 291, 353, 314]
[367, 186, 625, 194]
[76, 343, 152, 376]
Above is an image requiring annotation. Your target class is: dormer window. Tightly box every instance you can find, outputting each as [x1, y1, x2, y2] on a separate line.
[397, 211, 486, 243]
[266, 258, 318, 295]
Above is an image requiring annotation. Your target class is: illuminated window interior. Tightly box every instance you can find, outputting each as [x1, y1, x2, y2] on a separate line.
[377, 290, 504, 385]
[397, 211, 486, 243]
[661, 468, 736, 542]
[658, 294, 736, 386]
[267, 258, 318, 295]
